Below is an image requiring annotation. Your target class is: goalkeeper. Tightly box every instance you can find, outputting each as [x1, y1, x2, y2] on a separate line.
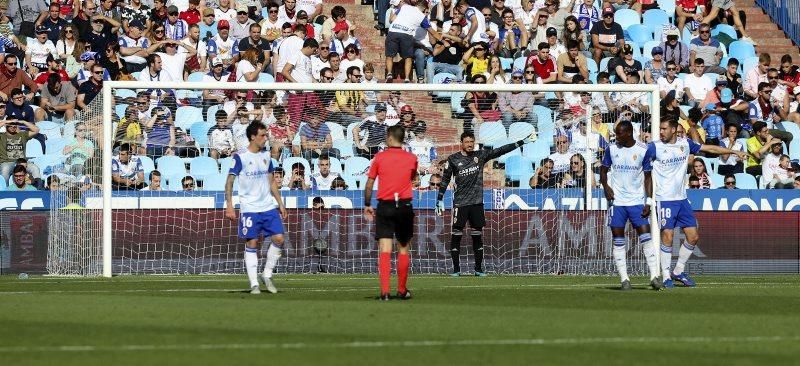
[436, 131, 534, 276]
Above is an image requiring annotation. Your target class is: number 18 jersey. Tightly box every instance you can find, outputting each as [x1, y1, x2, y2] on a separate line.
[645, 138, 702, 202]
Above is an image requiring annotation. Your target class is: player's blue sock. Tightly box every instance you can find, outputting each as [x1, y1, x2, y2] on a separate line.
[660, 244, 672, 281]
[244, 247, 259, 288]
[673, 242, 695, 275]
[612, 237, 628, 282]
[640, 233, 659, 280]
[471, 230, 484, 273]
[263, 243, 283, 279]
[450, 232, 462, 273]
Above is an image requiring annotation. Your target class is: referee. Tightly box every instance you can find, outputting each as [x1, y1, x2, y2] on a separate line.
[436, 131, 535, 276]
[364, 125, 419, 301]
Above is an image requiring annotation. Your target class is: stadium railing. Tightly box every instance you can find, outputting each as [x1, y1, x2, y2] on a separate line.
[756, 0, 800, 48]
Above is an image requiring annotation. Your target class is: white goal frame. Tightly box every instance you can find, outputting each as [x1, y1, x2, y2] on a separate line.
[101, 81, 661, 277]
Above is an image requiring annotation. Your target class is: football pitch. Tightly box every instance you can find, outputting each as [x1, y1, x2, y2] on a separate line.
[1, 274, 798, 366]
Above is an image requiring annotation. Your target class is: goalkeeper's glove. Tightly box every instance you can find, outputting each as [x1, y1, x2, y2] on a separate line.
[525, 129, 538, 143]
[434, 200, 445, 216]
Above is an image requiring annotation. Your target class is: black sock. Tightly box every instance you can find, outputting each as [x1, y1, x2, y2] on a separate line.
[472, 233, 483, 272]
[450, 234, 462, 273]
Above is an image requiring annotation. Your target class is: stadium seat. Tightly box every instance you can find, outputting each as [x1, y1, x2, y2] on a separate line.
[709, 173, 723, 188]
[189, 122, 214, 147]
[292, 123, 306, 146]
[115, 89, 136, 98]
[642, 9, 669, 34]
[635, 56, 650, 65]
[614, 9, 640, 30]
[189, 156, 220, 179]
[450, 91, 466, 114]
[313, 156, 343, 173]
[33, 154, 64, 173]
[626, 24, 653, 50]
[681, 28, 694, 45]
[45, 137, 67, 155]
[218, 156, 233, 173]
[156, 155, 188, 177]
[258, 73, 275, 83]
[419, 174, 431, 188]
[175, 106, 204, 132]
[187, 72, 204, 82]
[504, 155, 534, 182]
[711, 24, 737, 40]
[138, 155, 156, 178]
[734, 173, 757, 189]
[0, 175, 5, 190]
[115, 104, 128, 119]
[478, 122, 507, 147]
[507, 122, 535, 142]
[729, 41, 756, 62]
[790, 139, 800, 161]
[201, 173, 229, 191]
[206, 104, 222, 124]
[333, 139, 354, 158]
[586, 58, 598, 76]
[166, 174, 193, 191]
[282, 156, 311, 175]
[513, 57, 526, 73]
[340, 174, 358, 190]
[36, 121, 62, 139]
[532, 105, 554, 130]
[432, 72, 458, 98]
[325, 122, 346, 141]
[776, 121, 800, 138]
[500, 57, 513, 72]
[61, 121, 78, 139]
[642, 40, 661, 57]
[599, 57, 612, 72]
[742, 56, 760, 80]
[343, 156, 370, 176]
[522, 139, 551, 163]
[497, 146, 521, 164]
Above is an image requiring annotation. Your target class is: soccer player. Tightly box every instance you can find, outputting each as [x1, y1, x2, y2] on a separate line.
[599, 120, 661, 291]
[225, 121, 288, 294]
[363, 125, 418, 301]
[644, 118, 747, 288]
[435, 131, 535, 276]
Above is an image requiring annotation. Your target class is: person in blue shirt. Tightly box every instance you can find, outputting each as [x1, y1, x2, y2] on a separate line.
[701, 103, 724, 146]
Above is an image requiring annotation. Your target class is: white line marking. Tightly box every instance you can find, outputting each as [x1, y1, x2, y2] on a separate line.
[1, 335, 798, 353]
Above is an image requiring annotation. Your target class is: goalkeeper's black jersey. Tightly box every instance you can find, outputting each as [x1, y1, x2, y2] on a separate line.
[439, 142, 519, 207]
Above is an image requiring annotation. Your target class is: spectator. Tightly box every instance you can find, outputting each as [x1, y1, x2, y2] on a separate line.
[562, 16, 590, 59]
[137, 53, 177, 113]
[549, 135, 572, 174]
[456, 0, 489, 45]
[461, 42, 489, 80]
[684, 58, 714, 107]
[214, 0, 237, 23]
[427, 173, 443, 191]
[701, 0, 752, 43]
[46, 174, 61, 191]
[283, 162, 311, 190]
[487, 55, 508, 84]
[331, 20, 360, 57]
[321, 5, 353, 43]
[610, 44, 641, 84]
[461, 74, 499, 133]
[701, 74, 729, 105]
[426, 22, 465, 82]
[98, 0, 123, 24]
[745, 121, 782, 177]
[56, 24, 79, 65]
[701, 103, 724, 146]
[331, 65, 366, 126]
[7, 0, 49, 38]
[527, 42, 557, 84]
[353, 103, 388, 159]
[340, 44, 364, 77]
[86, 14, 121, 53]
[557, 40, 589, 83]
[567, 115, 608, 159]
[34, 54, 71, 85]
[498, 70, 536, 131]
[207, 109, 236, 159]
[530, 157, 559, 188]
[230, 5, 255, 41]
[544, 26, 566, 60]
[406, 121, 437, 174]
[718, 123, 745, 175]
[179, 0, 201, 26]
[150, 0, 168, 25]
[111, 143, 145, 190]
[77, 63, 104, 110]
[100, 43, 131, 81]
[748, 82, 790, 138]
[689, 23, 725, 74]
[37, 3, 69, 44]
[713, 88, 750, 136]
[237, 23, 271, 67]
[660, 28, 689, 73]
[144, 106, 176, 158]
[299, 112, 338, 161]
[690, 158, 711, 188]
[236, 48, 266, 82]
[272, 23, 306, 82]
[310, 41, 332, 82]
[589, 7, 623, 65]
[787, 87, 800, 124]
[398, 105, 417, 137]
[766, 68, 789, 119]
[277, 0, 298, 26]
[561, 153, 594, 188]
[573, 0, 599, 33]
[147, 23, 168, 50]
[199, 8, 218, 41]
[496, 9, 527, 58]
[362, 63, 379, 106]
[794, 176, 800, 189]
[201, 57, 229, 108]
[207, 19, 238, 64]
[385, 1, 439, 82]
[310, 155, 340, 190]
[157, 39, 196, 81]
[120, 0, 151, 32]
[282, 38, 319, 127]
[744, 53, 769, 100]
[660, 89, 683, 123]
[0, 119, 39, 181]
[38, 73, 77, 123]
[115, 106, 143, 150]
[164, 5, 189, 41]
[118, 20, 151, 73]
[761, 145, 794, 188]
[688, 175, 701, 189]
[643, 46, 666, 85]
[722, 174, 737, 189]
[6, 165, 36, 191]
[141, 170, 163, 191]
[779, 55, 800, 94]
[682, 107, 707, 144]
[676, 0, 703, 34]
[617, 73, 650, 123]
[328, 52, 345, 83]
[63, 121, 94, 176]
[181, 175, 195, 191]
[723, 57, 744, 99]
[273, 166, 287, 189]
[26, 26, 58, 75]
[267, 105, 294, 160]
[312, 196, 325, 208]
[528, 8, 550, 48]
[259, 3, 281, 41]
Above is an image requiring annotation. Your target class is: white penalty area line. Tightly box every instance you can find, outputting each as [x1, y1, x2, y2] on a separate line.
[1, 335, 798, 353]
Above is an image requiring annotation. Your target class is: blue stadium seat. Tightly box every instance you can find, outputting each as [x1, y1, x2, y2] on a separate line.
[346, 121, 359, 142]
[712, 24, 737, 40]
[500, 57, 513, 72]
[478, 121, 507, 147]
[156, 155, 187, 178]
[742, 56, 759, 80]
[586, 58, 598, 76]
[32, 154, 64, 173]
[36, 121, 62, 139]
[532, 105, 554, 130]
[325, 122, 346, 141]
[656, 0, 675, 21]
[504, 155, 534, 182]
[258, 73, 275, 83]
[190, 156, 220, 179]
[450, 91, 466, 114]
[138, 155, 156, 179]
[432, 72, 458, 98]
[635, 56, 650, 65]
[115, 104, 128, 119]
[513, 57, 526, 73]
[333, 139, 354, 158]
[187, 72, 205, 82]
[341, 174, 359, 190]
[343, 156, 370, 176]
[507, 122, 535, 142]
[522, 139, 551, 163]
[218, 156, 234, 173]
[61, 121, 78, 139]
[189, 122, 214, 147]
[175, 106, 204, 132]
[282, 156, 311, 175]
[642, 9, 669, 34]
[202, 173, 229, 191]
[497, 146, 521, 164]
[682, 28, 694, 45]
[626, 24, 653, 50]
[0, 175, 6, 190]
[115, 89, 136, 99]
[614, 9, 640, 30]
[313, 156, 343, 173]
[166, 174, 193, 191]
[709, 173, 723, 188]
[206, 104, 222, 124]
[734, 173, 757, 189]
[599, 57, 612, 72]
[729, 41, 756, 62]
[45, 137, 67, 155]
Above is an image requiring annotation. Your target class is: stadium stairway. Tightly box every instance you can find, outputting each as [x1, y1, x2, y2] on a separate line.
[734, 0, 799, 62]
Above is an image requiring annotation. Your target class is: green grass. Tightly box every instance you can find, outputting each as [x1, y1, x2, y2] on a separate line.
[1, 274, 799, 366]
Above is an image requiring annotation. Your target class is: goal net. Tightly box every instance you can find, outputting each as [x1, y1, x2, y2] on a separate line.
[46, 80, 659, 277]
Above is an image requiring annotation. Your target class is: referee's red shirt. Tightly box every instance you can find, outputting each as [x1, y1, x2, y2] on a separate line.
[367, 147, 418, 200]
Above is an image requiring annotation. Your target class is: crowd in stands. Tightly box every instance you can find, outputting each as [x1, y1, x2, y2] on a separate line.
[0, 0, 799, 193]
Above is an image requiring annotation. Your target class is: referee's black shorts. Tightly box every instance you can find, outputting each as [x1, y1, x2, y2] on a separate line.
[452, 204, 485, 231]
[375, 199, 415, 243]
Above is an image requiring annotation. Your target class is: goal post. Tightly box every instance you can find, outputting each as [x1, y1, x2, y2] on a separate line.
[75, 80, 661, 277]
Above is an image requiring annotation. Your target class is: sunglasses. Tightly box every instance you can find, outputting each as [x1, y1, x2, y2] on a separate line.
[169, 12, 178, 16]
[512, 76, 522, 80]
[5, 62, 15, 66]
[557, 141, 568, 144]
[213, 64, 223, 67]
[268, 9, 278, 13]
[667, 67, 676, 71]
[699, 30, 710, 34]
[320, 46, 329, 50]
[725, 181, 736, 185]
[347, 49, 356, 53]
[183, 183, 194, 188]
[322, 76, 333, 80]
[525, 71, 535, 74]
[13, 174, 25, 178]
[237, 11, 247, 15]
[236, 95, 247, 99]
[93, 71, 104, 75]
[603, 14, 613, 18]
[155, 29, 165, 33]
[65, 29, 73, 33]
[474, 48, 485, 51]
[690, 184, 700, 188]
[351, 74, 362, 78]
[768, 76, 777, 80]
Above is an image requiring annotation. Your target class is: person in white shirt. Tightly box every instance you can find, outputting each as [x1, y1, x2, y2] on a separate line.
[273, 26, 306, 82]
[26, 26, 58, 72]
[384, 1, 441, 82]
[456, 0, 489, 45]
[657, 60, 684, 100]
[644, 118, 747, 288]
[549, 134, 572, 174]
[281, 38, 317, 84]
[761, 144, 794, 188]
[277, 0, 298, 25]
[156, 39, 197, 81]
[310, 155, 340, 190]
[405, 121, 438, 174]
[118, 20, 151, 72]
[684, 58, 714, 108]
[181, 23, 208, 72]
[140, 170, 163, 191]
[230, 5, 256, 41]
[214, 0, 237, 22]
[208, 109, 237, 159]
[207, 20, 239, 65]
[311, 41, 332, 82]
[137, 53, 177, 111]
[297, 0, 322, 21]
